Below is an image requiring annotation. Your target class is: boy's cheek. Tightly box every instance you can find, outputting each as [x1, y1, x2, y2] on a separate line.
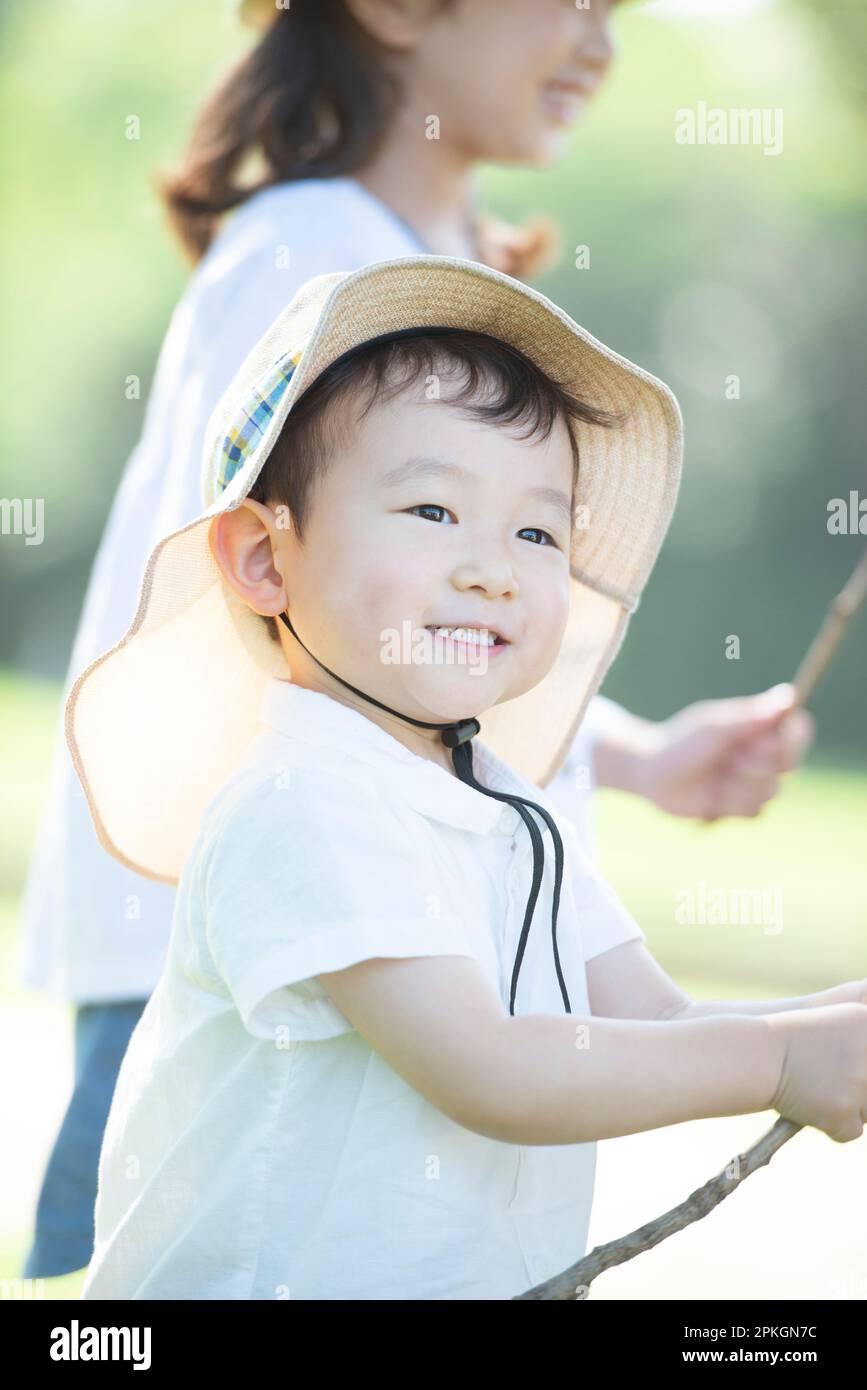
[357, 552, 437, 616]
[531, 572, 571, 646]
[343, 572, 429, 655]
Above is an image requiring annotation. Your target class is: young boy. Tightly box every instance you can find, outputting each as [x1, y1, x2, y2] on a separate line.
[66, 257, 867, 1300]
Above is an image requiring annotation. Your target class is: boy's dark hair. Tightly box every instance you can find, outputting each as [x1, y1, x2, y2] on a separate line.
[247, 327, 622, 643]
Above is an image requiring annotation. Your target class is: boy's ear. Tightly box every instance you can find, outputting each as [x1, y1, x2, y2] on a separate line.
[234, 496, 279, 531]
[207, 501, 289, 619]
[207, 498, 278, 557]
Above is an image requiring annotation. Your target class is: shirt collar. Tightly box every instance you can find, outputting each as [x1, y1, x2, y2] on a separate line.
[259, 678, 553, 840]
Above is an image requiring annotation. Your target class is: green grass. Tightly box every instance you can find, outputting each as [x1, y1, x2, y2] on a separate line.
[595, 764, 867, 995]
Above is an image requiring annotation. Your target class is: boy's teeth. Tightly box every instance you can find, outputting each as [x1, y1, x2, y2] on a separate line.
[429, 625, 497, 646]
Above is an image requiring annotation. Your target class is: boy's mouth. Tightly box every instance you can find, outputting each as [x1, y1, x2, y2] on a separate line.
[424, 624, 510, 649]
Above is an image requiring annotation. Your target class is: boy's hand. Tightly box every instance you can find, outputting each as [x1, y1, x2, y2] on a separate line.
[637, 683, 815, 822]
[766, 1004, 867, 1142]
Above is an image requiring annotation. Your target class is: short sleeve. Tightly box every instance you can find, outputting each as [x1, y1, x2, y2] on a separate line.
[201, 769, 477, 1041]
[560, 815, 647, 963]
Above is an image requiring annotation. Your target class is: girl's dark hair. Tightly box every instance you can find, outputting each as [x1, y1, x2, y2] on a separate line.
[154, 1, 559, 279]
[246, 328, 622, 642]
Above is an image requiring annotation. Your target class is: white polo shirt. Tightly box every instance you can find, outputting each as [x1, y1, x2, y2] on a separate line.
[80, 680, 645, 1301]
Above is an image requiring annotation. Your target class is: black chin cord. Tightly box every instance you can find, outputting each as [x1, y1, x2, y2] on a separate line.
[278, 611, 571, 1015]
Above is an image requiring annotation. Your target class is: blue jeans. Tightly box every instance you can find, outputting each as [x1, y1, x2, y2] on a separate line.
[21, 999, 148, 1278]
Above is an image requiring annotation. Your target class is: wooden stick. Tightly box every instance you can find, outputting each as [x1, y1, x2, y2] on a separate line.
[701, 545, 867, 826]
[791, 546, 867, 708]
[514, 1117, 801, 1300]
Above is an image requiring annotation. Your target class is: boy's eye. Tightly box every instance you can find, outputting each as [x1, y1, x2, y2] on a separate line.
[517, 528, 559, 548]
[408, 504, 455, 524]
[406, 506, 561, 549]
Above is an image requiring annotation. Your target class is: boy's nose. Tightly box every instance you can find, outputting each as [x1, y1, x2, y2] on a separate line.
[453, 559, 519, 599]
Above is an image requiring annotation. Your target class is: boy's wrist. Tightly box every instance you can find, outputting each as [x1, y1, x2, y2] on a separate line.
[756, 1013, 789, 1113]
[650, 1013, 788, 1126]
[689, 1013, 787, 1118]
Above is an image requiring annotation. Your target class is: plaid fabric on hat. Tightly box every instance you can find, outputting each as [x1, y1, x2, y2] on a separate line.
[213, 336, 310, 494]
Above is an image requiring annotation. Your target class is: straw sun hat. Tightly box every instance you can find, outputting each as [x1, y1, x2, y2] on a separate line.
[65, 256, 682, 885]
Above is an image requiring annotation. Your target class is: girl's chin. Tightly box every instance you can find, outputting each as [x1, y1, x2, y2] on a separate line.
[476, 117, 571, 168]
[491, 133, 566, 168]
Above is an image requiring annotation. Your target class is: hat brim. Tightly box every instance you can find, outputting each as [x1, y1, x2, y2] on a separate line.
[66, 256, 682, 884]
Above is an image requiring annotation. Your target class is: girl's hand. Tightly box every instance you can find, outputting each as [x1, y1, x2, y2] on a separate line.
[639, 683, 815, 821]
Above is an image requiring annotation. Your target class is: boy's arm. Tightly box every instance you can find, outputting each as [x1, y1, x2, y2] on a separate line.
[662, 981, 867, 1019]
[584, 939, 694, 1021]
[586, 940, 867, 1021]
[317, 952, 784, 1146]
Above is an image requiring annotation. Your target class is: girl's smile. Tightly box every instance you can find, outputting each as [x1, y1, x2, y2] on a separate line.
[540, 81, 593, 129]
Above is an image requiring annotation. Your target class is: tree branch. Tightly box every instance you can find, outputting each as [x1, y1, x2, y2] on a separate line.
[514, 1116, 801, 1300]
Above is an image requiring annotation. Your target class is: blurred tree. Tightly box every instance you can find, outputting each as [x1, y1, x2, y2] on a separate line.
[793, 0, 867, 108]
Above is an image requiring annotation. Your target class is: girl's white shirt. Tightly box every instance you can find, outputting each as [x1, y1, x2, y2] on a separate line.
[80, 679, 644, 1301]
[18, 176, 619, 1004]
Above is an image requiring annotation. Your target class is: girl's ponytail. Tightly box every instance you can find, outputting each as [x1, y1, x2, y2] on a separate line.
[156, 2, 397, 264]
